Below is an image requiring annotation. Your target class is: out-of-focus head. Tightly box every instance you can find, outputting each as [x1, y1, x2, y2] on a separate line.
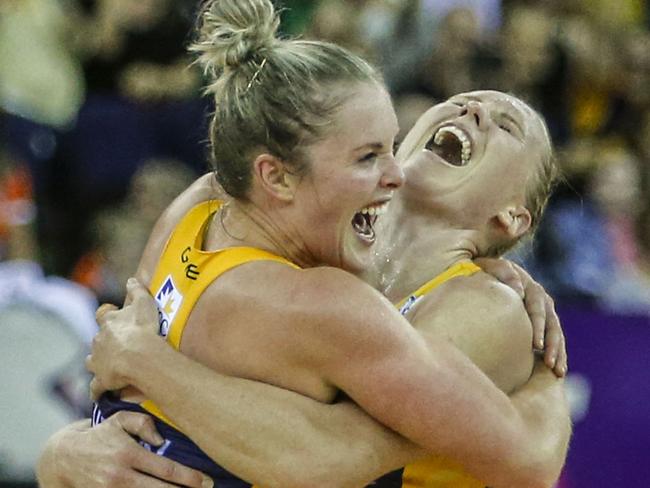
[501, 7, 555, 90]
[128, 159, 196, 224]
[191, 0, 401, 272]
[621, 30, 650, 107]
[397, 90, 558, 257]
[590, 146, 643, 216]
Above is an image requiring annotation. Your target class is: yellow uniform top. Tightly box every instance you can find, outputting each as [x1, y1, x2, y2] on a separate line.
[138, 200, 485, 486]
[140, 200, 299, 426]
[385, 261, 486, 488]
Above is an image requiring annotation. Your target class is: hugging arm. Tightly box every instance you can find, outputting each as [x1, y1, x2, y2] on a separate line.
[88, 272, 568, 488]
[37, 416, 211, 488]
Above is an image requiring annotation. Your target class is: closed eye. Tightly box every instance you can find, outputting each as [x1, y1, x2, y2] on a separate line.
[498, 123, 513, 134]
[358, 152, 378, 163]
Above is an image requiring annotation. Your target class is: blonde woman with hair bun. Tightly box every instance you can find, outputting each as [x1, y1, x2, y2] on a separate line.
[38, 1, 569, 487]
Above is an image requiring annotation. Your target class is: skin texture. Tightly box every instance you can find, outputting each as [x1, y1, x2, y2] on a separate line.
[39, 91, 570, 488]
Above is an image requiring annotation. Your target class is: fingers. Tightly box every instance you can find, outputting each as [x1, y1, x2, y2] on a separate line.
[89, 376, 107, 401]
[475, 258, 525, 298]
[113, 411, 163, 446]
[109, 412, 212, 488]
[125, 277, 148, 307]
[132, 449, 213, 488]
[96, 303, 119, 325]
[523, 282, 547, 350]
[556, 340, 568, 377]
[85, 353, 94, 373]
[105, 468, 203, 488]
[542, 296, 567, 377]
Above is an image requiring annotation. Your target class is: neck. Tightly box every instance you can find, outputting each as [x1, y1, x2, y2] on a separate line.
[370, 197, 481, 303]
[206, 199, 317, 269]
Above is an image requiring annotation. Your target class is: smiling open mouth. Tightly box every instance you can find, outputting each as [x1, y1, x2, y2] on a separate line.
[425, 126, 472, 166]
[351, 203, 389, 243]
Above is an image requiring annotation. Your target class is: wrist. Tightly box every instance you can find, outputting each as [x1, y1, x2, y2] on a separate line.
[120, 333, 172, 391]
[38, 422, 88, 487]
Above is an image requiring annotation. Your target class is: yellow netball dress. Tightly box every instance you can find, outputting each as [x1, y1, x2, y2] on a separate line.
[93, 200, 298, 488]
[372, 261, 487, 488]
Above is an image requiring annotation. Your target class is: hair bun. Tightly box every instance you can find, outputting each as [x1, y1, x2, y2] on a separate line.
[192, 0, 279, 71]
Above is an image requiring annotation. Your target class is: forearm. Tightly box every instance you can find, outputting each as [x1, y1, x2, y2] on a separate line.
[339, 339, 565, 488]
[508, 362, 571, 486]
[124, 338, 423, 487]
[455, 358, 569, 488]
[37, 420, 90, 488]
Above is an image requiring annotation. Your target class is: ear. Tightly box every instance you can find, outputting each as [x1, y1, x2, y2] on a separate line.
[495, 205, 532, 239]
[252, 153, 298, 202]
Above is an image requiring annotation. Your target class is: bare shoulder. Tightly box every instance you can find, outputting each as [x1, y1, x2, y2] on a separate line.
[409, 270, 534, 393]
[201, 263, 404, 336]
[195, 263, 417, 362]
[136, 173, 219, 283]
[182, 261, 419, 401]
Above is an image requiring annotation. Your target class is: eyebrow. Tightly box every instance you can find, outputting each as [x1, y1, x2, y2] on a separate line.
[353, 129, 400, 152]
[353, 142, 386, 152]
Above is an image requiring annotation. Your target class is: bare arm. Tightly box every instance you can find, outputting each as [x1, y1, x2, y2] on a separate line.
[37, 416, 211, 488]
[89, 271, 566, 488]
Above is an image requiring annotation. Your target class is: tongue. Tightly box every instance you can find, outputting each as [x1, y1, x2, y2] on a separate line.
[352, 212, 372, 237]
[427, 133, 463, 166]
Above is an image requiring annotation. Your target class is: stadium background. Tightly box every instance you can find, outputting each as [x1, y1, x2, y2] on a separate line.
[1, 0, 649, 486]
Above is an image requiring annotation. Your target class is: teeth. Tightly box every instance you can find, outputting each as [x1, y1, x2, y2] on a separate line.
[360, 202, 389, 216]
[433, 125, 472, 166]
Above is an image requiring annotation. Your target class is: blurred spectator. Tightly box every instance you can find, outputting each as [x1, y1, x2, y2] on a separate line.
[307, 0, 369, 56]
[522, 139, 650, 315]
[30, 0, 207, 275]
[0, 150, 97, 484]
[418, 7, 485, 99]
[278, 0, 320, 36]
[363, 0, 436, 94]
[393, 93, 437, 142]
[0, 261, 97, 482]
[0, 0, 84, 128]
[422, 0, 503, 33]
[72, 159, 196, 303]
[589, 146, 650, 313]
[500, 5, 571, 143]
[0, 153, 37, 262]
[71, 0, 200, 103]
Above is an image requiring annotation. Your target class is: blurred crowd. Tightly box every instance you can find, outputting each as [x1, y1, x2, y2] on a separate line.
[299, 0, 650, 314]
[0, 0, 649, 483]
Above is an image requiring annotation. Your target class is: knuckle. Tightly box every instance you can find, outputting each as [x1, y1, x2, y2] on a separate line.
[530, 281, 543, 292]
[114, 445, 135, 464]
[141, 415, 156, 432]
[135, 415, 150, 434]
[114, 411, 128, 423]
[161, 461, 178, 480]
[105, 466, 125, 485]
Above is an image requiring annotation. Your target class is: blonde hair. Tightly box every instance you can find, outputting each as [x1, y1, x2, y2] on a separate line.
[190, 0, 383, 199]
[485, 109, 560, 257]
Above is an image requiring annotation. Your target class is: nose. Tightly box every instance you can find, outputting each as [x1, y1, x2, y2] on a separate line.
[380, 153, 405, 189]
[461, 101, 489, 131]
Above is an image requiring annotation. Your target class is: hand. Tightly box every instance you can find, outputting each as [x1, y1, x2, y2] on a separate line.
[86, 278, 162, 399]
[38, 414, 213, 488]
[475, 258, 567, 377]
